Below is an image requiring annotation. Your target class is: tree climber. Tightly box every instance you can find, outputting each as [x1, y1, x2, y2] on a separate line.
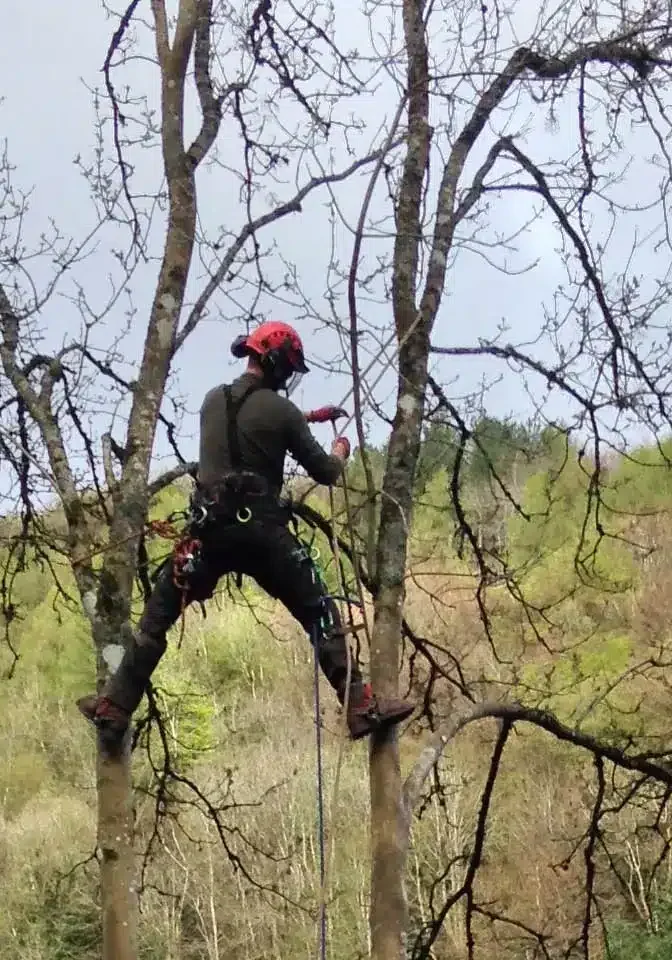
[78, 321, 414, 747]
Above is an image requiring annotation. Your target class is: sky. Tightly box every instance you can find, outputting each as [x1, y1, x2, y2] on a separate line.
[1, 0, 671, 494]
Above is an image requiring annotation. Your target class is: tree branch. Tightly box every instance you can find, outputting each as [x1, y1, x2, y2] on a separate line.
[430, 342, 591, 410]
[391, 0, 430, 332]
[0, 283, 94, 565]
[418, 31, 668, 328]
[186, 0, 226, 167]
[150, 0, 170, 64]
[173, 147, 401, 355]
[500, 138, 668, 416]
[403, 700, 672, 818]
[348, 96, 407, 582]
[102, 0, 144, 244]
[410, 720, 512, 959]
[148, 460, 197, 499]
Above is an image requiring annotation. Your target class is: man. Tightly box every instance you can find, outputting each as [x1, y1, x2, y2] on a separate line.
[78, 321, 414, 747]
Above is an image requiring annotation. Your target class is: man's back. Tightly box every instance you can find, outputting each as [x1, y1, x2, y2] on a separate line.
[199, 372, 341, 495]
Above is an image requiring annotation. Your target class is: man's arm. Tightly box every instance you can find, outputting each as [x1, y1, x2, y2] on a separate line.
[285, 403, 349, 485]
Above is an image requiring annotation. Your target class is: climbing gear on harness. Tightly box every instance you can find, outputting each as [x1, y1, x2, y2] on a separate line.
[173, 536, 203, 584]
[304, 405, 347, 424]
[231, 320, 308, 393]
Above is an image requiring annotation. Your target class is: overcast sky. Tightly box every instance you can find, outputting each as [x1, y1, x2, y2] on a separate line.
[1, 0, 670, 488]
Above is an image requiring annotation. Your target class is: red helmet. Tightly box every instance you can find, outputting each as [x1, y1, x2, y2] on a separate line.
[231, 321, 309, 390]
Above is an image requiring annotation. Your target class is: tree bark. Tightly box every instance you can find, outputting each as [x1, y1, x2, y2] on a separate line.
[369, 0, 430, 953]
[91, 5, 202, 957]
[369, 333, 431, 960]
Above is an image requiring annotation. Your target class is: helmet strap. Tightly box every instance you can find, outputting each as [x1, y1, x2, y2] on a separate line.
[259, 344, 295, 391]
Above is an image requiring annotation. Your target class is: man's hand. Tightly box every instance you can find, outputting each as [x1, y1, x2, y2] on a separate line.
[331, 436, 351, 461]
[304, 405, 348, 424]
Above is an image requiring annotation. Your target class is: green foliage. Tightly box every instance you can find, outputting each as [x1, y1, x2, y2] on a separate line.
[7, 435, 672, 958]
[606, 437, 672, 513]
[607, 898, 672, 960]
[15, 583, 94, 697]
[413, 467, 457, 559]
[468, 416, 545, 486]
[509, 437, 636, 607]
[0, 877, 100, 960]
[415, 419, 460, 493]
[518, 632, 634, 730]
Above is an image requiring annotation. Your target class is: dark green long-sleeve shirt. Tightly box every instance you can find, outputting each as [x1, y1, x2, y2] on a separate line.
[198, 373, 342, 496]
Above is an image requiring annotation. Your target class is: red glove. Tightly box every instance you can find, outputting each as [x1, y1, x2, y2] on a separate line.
[331, 436, 351, 460]
[304, 405, 348, 424]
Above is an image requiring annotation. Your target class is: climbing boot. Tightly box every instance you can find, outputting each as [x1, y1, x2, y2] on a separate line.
[346, 683, 415, 741]
[77, 694, 130, 750]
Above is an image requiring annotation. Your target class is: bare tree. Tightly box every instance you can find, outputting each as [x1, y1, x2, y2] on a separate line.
[0, 1, 393, 956]
[5, 0, 672, 956]
[322, 1, 672, 957]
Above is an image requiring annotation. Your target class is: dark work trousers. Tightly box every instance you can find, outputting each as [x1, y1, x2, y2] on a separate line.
[104, 516, 362, 714]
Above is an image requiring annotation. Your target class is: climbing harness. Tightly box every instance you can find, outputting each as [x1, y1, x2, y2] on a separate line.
[236, 506, 252, 523]
[224, 380, 263, 472]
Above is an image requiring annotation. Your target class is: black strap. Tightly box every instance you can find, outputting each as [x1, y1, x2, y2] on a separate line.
[224, 381, 263, 471]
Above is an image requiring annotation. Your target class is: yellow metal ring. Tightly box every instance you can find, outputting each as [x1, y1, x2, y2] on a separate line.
[310, 546, 321, 561]
[236, 506, 252, 523]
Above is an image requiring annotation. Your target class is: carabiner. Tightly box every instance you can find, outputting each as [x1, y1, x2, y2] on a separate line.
[236, 506, 252, 524]
[192, 504, 209, 527]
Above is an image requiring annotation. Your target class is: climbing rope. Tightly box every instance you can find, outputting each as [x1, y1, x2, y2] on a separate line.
[321, 484, 353, 898]
[145, 517, 202, 648]
[308, 438, 369, 960]
[311, 619, 328, 960]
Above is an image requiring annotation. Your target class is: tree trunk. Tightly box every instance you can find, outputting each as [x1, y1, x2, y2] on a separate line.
[369, 621, 408, 960]
[369, 337, 430, 959]
[368, 0, 430, 951]
[92, 4, 202, 955]
[98, 747, 137, 960]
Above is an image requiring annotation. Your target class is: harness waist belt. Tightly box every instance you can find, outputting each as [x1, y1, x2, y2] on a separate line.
[201, 471, 272, 502]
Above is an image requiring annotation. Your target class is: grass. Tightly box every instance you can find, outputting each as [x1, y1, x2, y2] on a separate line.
[4, 505, 672, 958]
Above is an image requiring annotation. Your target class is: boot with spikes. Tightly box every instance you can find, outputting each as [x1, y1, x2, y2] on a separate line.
[77, 694, 131, 752]
[346, 683, 414, 741]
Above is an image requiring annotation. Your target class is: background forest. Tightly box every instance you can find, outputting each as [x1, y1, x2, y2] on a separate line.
[3, 419, 672, 959]
[3, 0, 672, 957]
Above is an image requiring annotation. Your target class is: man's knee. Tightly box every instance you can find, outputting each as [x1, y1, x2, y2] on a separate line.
[139, 566, 188, 637]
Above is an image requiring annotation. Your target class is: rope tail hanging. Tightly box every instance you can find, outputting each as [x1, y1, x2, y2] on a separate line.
[311, 485, 354, 960]
[312, 620, 328, 960]
[321, 483, 353, 878]
[311, 436, 369, 960]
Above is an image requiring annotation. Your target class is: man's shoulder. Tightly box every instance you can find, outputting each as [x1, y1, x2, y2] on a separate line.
[202, 376, 259, 403]
[245, 392, 305, 435]
[266, 392, 303, 422]
[201, 383, 226, 407]
[201, 378, 303, 422]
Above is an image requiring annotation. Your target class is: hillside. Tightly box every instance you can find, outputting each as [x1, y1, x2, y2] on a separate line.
[2, 425, 672, 958]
